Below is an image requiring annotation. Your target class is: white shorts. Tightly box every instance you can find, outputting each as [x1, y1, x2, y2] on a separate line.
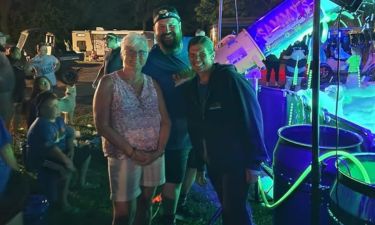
[107, 156, 165, 202]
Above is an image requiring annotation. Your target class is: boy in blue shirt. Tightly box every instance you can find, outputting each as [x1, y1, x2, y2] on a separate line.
[26, 91, 77, 212]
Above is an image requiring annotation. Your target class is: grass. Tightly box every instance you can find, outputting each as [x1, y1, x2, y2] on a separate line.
[14, 104, 273, 225]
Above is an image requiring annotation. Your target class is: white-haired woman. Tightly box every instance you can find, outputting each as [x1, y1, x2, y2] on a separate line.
[93, 32, 170, 225]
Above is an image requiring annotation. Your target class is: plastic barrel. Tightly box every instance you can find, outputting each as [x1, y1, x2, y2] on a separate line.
[258, 86, 287, 162]
[329, 153, 375, 225]
[273, 124, 363, 225]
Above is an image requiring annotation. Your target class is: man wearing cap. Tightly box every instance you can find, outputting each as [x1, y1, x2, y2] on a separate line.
[92, 33, 122, 88]
[142, 5, 192, 225]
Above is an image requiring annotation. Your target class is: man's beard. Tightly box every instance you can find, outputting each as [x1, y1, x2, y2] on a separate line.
[157, 31, 182, 52]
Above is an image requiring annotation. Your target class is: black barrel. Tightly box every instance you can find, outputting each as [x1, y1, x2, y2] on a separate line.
[329, 153, 375, 225]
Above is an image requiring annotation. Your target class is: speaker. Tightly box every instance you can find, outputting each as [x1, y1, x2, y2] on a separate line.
[329, 0, 363, 12]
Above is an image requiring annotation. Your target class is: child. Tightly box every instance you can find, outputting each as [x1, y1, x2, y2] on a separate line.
[27, 76, 51, 128]
[26, 91, 78, 212]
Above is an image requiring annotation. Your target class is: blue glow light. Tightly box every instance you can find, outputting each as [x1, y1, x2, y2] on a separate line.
[246, 0, 340, 57]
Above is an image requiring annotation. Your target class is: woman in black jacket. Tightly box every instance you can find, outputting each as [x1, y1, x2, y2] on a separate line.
[182, 36, 268, 225]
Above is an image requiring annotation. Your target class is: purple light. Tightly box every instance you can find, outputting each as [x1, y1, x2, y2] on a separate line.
[247, 0, 315, 56]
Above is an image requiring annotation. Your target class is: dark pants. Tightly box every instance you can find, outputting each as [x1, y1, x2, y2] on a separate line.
[208, 167, 253, 225]
[0, 171, 30, 224]
[164, 148, 190, 183]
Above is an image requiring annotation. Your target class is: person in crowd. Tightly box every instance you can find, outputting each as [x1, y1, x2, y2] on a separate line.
[6, 46, 26, 131]
[93, 32, 170, 225]
[26, 91, 78, 213]
[142, 5, 193, 225]
[177, 27, 207, 217]
[263, 54, 280, 87]
[26, 76, 92, 190]
[92, 33, 122, 88]
[182, 36, 268, 225]
[283, 40, 308, 91]
[27, 76, 76, 126]
[0, 53, 27, 225]
[27, 76, 52, 128]
[25, 43, 60, 89]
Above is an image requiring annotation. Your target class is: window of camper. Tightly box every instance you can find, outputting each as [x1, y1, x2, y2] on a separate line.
[77, 41, 86, 51]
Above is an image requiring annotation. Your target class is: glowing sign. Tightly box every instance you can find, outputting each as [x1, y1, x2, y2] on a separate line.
[248, 0, 315, 57]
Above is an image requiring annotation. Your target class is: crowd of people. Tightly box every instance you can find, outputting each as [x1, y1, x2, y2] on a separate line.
[91, 5, 268, 225]
[1, 4, 270, 225]
[1, 3, 374, 225]
[0, 29, 94, 225]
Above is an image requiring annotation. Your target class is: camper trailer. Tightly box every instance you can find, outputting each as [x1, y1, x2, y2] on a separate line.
[71, 28, 154, 61]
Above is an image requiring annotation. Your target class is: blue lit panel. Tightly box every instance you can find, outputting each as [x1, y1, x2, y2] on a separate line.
[247, 0, 339, 57]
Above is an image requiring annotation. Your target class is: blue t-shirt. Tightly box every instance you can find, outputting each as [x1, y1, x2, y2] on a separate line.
[26, 117, 69, 172]
[142, 37, 192, 150]
[31, 55, 59, 86]
[0, 118, 12, 195]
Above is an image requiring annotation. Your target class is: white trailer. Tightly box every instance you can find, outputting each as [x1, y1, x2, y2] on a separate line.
[71, 28, 154, 61]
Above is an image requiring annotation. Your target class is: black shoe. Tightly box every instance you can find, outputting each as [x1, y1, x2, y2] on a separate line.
[177, 203, 195, 219]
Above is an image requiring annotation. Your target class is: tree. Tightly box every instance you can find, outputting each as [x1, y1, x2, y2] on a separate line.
[0, 0, 14, 33]
[195, 0, 282, 28]
[4, 0, 202, 44]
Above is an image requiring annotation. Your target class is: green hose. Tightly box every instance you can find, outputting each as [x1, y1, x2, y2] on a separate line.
[258, 151, 370, 209]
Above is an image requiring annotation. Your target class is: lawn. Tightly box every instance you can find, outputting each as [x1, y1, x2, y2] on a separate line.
[15, 104, 273, 225]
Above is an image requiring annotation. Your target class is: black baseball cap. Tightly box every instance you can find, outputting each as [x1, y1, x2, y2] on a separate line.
[153, 6, 181, 24]
[104, 33, 117, 40]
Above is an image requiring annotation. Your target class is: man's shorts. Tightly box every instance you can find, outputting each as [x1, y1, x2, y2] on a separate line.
[164, 149, 190, 184]
[108, 156, 165, 202]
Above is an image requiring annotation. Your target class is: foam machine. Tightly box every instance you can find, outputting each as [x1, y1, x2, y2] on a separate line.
[214, 0, 375, 225]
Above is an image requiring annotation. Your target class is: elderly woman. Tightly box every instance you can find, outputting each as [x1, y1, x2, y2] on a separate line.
[182, 36, 267, 225]
[93, 32, 170, 225]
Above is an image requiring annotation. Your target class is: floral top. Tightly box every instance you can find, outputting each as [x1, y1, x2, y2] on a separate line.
[102, 71, 161, 159]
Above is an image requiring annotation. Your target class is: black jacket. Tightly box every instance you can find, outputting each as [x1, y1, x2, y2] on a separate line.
[182, 63, 268, 172]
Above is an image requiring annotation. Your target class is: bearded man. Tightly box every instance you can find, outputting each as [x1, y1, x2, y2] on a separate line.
[142, 5, 192, 225]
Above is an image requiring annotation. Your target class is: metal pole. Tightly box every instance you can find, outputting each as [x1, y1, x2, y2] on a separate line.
[218, 0, 223, 42]
[311, 0, 321, 224]
[234, 0, 239, 34]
